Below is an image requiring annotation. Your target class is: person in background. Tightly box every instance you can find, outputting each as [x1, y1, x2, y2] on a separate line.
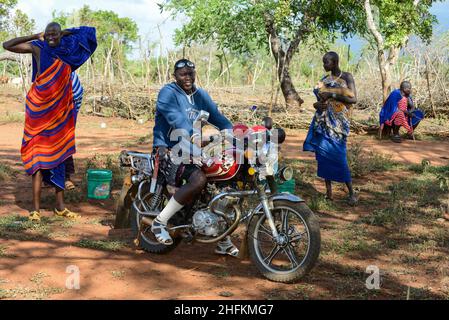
[379, 81, 424, 143]
[303, 51, 358, 206]
[64, 71, 84, 190]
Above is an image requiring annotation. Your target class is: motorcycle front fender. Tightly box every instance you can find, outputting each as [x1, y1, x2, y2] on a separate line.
[248, 192, 305, 221]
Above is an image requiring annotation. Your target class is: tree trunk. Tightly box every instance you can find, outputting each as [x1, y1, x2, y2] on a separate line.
[378, 52, 390, 103]
[378, 46, 400, 103]
[278, 56, 303, 108]
[365, 0, 413, 104]
[264, 13, 304, 109]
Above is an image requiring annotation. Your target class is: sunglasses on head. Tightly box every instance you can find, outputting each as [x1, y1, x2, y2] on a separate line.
[175, 61, 195, 69]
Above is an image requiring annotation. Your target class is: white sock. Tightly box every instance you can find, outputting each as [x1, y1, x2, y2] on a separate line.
[156, 197, 184, 225]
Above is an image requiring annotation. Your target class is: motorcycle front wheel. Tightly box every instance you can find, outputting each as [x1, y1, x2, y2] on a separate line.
[248, 200, 320, 283]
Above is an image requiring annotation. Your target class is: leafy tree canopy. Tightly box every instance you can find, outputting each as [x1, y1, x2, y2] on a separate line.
[52, 5, 138, 50]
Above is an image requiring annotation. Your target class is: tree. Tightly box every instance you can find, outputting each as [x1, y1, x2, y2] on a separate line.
[359, 0, 437, 102]
[0, 0, 16, 17]
[0, 6, 35, 84]
[0, 0, 17, 41]
[52, 5, 139, 85]
[10, 9, 36, 36]
[52, 5, 138, 53]
[161, 0, 358, 109]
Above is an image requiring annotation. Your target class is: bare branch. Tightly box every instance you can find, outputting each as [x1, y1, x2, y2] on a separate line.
[286, 14, 313, 62]
[263, 12, 282, 62]
[364, 0, 384, 49]
[0, 52, 22, 62]
[387, 46, 400, 66]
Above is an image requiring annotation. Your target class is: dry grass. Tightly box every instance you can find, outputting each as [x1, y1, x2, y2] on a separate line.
[0, 162, 19, 182]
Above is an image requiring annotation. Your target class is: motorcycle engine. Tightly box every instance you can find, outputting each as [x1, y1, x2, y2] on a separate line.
[192, 210, 227, 237]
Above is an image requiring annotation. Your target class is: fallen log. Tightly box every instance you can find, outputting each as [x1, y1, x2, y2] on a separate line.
[0, 52, 22, 62]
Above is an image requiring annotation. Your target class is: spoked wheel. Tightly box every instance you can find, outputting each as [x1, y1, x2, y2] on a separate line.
[248, 200, 320, 283]
[130, 191, 180, 254]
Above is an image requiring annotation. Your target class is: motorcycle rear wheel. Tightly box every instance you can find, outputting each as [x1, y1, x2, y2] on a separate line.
[248, 200, 320, 283]
[130, 192, 180, 254]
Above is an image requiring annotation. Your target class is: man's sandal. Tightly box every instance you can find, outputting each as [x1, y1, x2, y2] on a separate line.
[54, 208, 80, 219]
[28, 211, 41, 222]
[151, 219, 173, 245]
[215, 238, 239, 257]
[65, 180, 76, 190]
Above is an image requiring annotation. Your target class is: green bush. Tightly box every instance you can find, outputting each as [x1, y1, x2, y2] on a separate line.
[308, 194, 335, 212]
[347, 143, 397, 177]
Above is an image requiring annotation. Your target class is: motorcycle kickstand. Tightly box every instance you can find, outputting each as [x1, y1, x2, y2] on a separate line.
[180, 230, 194, 243]
[134, 219, 146, 247]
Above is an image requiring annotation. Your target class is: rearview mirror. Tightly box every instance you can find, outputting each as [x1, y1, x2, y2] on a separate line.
[195, 110, 210, 123]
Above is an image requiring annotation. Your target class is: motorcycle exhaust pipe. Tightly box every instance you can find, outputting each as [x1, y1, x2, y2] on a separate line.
[140, 216, 153, 226]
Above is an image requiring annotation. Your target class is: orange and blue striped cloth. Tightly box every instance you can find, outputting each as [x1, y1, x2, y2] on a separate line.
[21, 58, 76, 188]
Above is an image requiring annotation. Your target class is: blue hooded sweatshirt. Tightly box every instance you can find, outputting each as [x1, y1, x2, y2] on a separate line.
[153, 82, 233, 148]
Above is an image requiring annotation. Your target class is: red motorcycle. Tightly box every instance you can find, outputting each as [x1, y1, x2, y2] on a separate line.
[116, 113, 320, 283]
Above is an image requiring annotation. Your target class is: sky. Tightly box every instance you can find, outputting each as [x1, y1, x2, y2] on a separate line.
[16, 0, 182, 55]
[14, 0, 449, 57]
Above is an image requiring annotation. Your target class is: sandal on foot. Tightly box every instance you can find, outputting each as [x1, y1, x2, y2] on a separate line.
[29, 211, 41, 222]
[346, 195, 359, 207]
[215, 238, 239, 257]
[65, 180, 76, 190]
[54, 208, 80, 219]
[391, 135, 402, 143]
[151, 219, 173, 245]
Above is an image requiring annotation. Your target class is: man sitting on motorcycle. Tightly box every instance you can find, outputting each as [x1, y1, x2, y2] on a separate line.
[151, 59, 239, 257]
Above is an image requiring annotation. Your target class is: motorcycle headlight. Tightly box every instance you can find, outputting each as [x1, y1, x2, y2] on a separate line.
[279, 166, 293, 181]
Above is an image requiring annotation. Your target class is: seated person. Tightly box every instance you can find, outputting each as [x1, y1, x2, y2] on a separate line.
[151, 58, 239, 257]
[379, 81, 424, 143]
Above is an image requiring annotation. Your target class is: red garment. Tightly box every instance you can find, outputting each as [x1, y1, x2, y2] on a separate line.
[385, 97, 413, 134]
[21, 59, 75, 175]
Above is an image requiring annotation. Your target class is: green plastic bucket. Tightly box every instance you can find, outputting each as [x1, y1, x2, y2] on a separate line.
[87, 169, 113, 199]
[276, 179, 296, 194]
